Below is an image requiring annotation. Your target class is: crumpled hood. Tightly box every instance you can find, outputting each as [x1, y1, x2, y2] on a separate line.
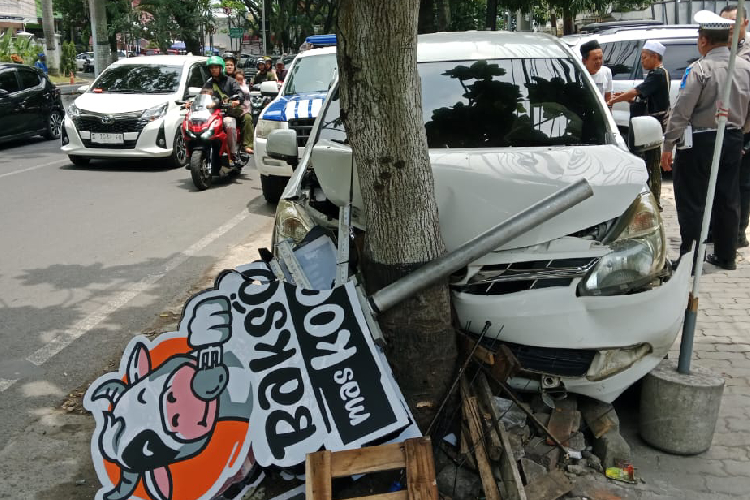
[261, 92, 326, 122]
[74, 92, 173, 114]
[431, 146, 647, 251]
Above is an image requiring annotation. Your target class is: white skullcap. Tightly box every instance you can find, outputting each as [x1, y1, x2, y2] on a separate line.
[643, 40, 666, 55]
[694, 9, 734, 30]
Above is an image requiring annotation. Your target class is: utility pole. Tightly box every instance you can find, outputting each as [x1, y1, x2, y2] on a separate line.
[261, 0, 266, 55]
[40, 0, 59, 75]
[88, 0, 110, 76]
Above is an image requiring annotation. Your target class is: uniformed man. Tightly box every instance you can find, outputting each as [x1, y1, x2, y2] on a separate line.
[661, 10, 750, 270]
[608, 40, 670, 206]
[721, 5, 750, 247]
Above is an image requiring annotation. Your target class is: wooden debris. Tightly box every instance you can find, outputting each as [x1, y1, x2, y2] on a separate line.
[457, 331, 520, 382]
[546, 409, 581, 447]
[523, 470, 573, 500]
[460, 423, 478, 469]
[461, 396, 501, 500]
[305, 438, 437, 500]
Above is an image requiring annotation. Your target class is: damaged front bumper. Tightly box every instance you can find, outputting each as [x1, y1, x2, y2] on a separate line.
[452, 251, 693, 403]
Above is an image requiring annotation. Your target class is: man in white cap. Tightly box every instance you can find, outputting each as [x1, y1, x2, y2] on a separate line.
[607, 39, 670, 205]
[661, 10, 750, 270]
[720, 5, 750, 247]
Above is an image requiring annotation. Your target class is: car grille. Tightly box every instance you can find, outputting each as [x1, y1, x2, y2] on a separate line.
[73, 111, 146, 150]
[505, 342, 596, 377]
[288, 118, 315, 148]
[454, 257, 599, 295]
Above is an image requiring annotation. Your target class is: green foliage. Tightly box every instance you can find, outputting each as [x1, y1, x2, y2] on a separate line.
[0, 31, 44, 64]
[448, 0, 487, 31]
[60, 40, 77, 76]
[53, 0, 90, 43]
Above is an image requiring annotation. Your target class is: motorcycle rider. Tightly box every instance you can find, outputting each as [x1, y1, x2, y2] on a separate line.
[275, 60, 288, 81]
[252, 57, 276, 84]
[201, 56, 242, 166]
[223, 54, 254, 154]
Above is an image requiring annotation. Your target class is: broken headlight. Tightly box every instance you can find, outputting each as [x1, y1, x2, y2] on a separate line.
[273, 199, 314, 248]
[579, 191, 666, 296]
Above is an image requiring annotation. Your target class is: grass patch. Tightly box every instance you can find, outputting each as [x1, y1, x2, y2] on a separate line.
[49, 74, 92, 85]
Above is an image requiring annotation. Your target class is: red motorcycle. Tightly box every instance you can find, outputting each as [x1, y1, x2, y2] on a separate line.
[182, 93, 247, 190]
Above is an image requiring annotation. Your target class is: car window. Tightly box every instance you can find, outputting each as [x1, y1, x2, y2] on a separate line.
[187, 64, 206, 89]
[91, 64, 183, 93]
[601, 41, 640, 80]
[662, 43, 699, 79]
[420, 58, 608, 148]
[319, 58, 609, 148]
[284, 53, 337, 96]
[18, 69, 41, 90]
[0, 70, 19, 93]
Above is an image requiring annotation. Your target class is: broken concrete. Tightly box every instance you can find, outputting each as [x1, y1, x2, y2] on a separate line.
[592, 427, 632, 469]
[437, 464, 483, 499]
[520, 458, 547, 484]
[524, 436, 560, 470]
[566, 464, 591, 476]
[580, 398, 620, 438]
[524, 470, 573, 500]
[566, 432, 587, 452]
[581, 450, 603, 472]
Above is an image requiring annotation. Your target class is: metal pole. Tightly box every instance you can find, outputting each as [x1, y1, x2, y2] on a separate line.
[678, 0, 744, 374]
[370, 179, 594, 314]
[261, 0, 267, 55]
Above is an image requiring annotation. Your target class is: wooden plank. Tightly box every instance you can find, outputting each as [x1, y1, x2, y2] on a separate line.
[305, 450, 332, 500]
[330, 441, 406, 478]
[460, 424, 478, 469]
[475, 372, 527, 500]
[473, 373, 502, 461]
[404, 438, 438, 500]
[458, 330, 495, 364]
[462, 396, 502, 500]
[347, 492, 408, 500]
[524, 470, 573, 500]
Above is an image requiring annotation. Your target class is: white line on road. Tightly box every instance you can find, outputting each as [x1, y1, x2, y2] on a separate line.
[21, 209, 251, 372]
[0, 159, 68, 180]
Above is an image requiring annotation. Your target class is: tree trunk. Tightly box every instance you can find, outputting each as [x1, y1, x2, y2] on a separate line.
[88, 0, 110, 76]
[41, 0, 59, 75]
[435, 0, 450, 31]
[485, 0, 498, 30]
[337, 0, 457, 431]
[563, 10, 575, 35]
[417, 0, 435, 34]
[550, 12, 557, 36]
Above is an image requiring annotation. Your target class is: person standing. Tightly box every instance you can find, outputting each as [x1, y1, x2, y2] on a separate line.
[607, 40, 670, 206]
[581, 40, 613, 102]
[661, 10, 750, 271]
[34, 53, 48, 74]
[721, 4, 750, 247]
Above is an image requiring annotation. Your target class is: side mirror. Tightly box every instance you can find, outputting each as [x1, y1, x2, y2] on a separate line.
[630, 116, 664, 152]
[187, 87, 202, 98]
[260, 80, 279, 97]
[77, 85, 89, 93]
[267, 129, 299, 169]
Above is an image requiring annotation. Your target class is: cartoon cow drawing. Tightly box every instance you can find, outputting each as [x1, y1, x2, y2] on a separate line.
[87, 292, 255, 500]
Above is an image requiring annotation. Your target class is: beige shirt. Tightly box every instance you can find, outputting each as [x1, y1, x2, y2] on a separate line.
[663, 46, 750, 151]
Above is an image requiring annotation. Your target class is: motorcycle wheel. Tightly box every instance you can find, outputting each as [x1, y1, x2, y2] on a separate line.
[190, 149, 213, 191]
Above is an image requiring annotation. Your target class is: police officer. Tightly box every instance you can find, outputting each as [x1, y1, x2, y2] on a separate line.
[661, 10, 750, 270]
[721, 4, 750, 247]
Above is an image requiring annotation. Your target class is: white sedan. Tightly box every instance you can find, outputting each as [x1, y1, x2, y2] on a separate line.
[61, 55, 208, 167]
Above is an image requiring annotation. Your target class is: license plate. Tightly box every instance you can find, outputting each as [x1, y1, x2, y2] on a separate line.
[90, 132, 124, 144]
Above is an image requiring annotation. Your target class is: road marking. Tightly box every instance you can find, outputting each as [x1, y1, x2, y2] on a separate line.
[0, 379, 18, 392]
[22, 209, 251, 370]
[0, 159, 68, 180]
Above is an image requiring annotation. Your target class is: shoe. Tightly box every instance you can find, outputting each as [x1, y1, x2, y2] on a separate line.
[219, 165, 231, 176]
[706, 253, 737, 270]
[738, 234, 749, 248]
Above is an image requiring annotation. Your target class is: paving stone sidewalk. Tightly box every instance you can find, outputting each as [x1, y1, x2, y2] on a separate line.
[616, 179, 750, 500]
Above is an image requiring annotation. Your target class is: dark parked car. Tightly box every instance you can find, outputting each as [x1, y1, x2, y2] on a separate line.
[0, 63, 64, 144]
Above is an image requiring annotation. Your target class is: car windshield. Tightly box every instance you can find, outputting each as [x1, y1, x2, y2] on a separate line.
[283, 53, 337, 96]
[91, 64, 183, 94]
[318, 57, 609, 148]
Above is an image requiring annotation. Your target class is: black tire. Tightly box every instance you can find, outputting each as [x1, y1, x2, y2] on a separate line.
[260, 174, 287, 204]
[169, 130, 188, 168]
[68, 155, 89, 166]
[45, 110, 63, 140]
[190, 149, 212, 191]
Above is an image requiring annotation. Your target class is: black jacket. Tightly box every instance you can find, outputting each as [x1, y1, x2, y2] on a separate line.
[202, 74, 242, 101]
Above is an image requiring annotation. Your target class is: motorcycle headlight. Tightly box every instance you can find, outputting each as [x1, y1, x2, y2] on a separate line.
[141, 102, 168, 122]
[273, 199, 314, 248]
[579, 191, 666, 296]
[68, 103, 80, 118]
[256, 119, 286, 139]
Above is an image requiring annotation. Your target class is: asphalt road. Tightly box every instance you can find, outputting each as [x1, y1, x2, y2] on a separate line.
[0, 135, 275, 451]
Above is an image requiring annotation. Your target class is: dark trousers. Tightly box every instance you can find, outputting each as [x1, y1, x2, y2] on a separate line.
[740, 133, 750, 235]
[673, 129, 742, 261]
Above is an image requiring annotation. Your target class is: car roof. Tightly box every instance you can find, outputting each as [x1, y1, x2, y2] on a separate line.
[417, 31, 569, 61]
[109, 55, 207, 67]
[562, 26, 699, 47]
[0, 63, 25, 69]
[296, 46, 336, 58]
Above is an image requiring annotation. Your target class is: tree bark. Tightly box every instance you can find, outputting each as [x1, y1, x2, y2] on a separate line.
[337, 0, 457, 431]
[41, 0, 59, 75]
[435, 0, 450, 31]
[485, 0, 498, 31]
[88, 0, 110, 76]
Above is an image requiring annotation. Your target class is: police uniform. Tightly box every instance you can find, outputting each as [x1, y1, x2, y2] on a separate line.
[664, 11, 750, 266]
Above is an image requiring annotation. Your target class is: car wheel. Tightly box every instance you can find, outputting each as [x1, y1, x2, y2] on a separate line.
[45, 110, 64, 140]
[169, 130, 188, 168]
[260, 174, 287, 204]
[68, 155, 90, 166]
